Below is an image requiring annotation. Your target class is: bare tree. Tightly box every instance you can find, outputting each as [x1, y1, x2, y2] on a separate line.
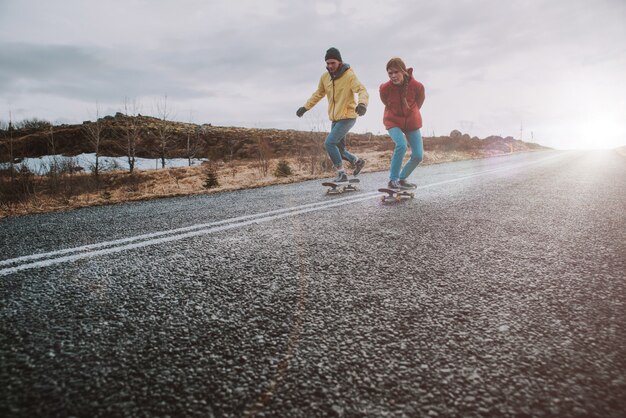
[185, 111, 202, 166]
[256, 135, 272, 177]
[47, 124, 60, 176]
[306, 113, 329, 175]
[13, 118, 51, 130]
[226, 135, 237, 163]
[122, 97, 142, 174]
[46, 124, 63, 190]
[47, 124, 56, 155]
[83, 103, 103, 177]
[8, 111, 15, 182]
[154, 95, 172, 169]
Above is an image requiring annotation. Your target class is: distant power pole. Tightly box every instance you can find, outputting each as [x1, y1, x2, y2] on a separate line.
[520, 121, 523, 141]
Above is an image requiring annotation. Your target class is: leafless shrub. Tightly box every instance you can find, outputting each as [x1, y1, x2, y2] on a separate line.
[224, 162, 238, 178]
[305, 134, 329, 175]
[35, 156, 85, 199]
[121, 97, 142, 174]
[306, 115, 332, 175]
[14, 118, 52, 130]
[43, 157, 62, 193]
[91, 158, 123, 173]
[83, 104, 103, 178]
[256, 136, 272, 176]
[6, 114, 15, 182]
[0, 163, 35, 204]
[154, 95, 173, 169]
[185, 113, 203, 167]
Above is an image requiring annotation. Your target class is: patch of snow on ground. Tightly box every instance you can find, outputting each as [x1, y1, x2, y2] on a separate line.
[1, 154, 208, 174]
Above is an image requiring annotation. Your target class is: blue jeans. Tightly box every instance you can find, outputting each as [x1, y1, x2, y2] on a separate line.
[325, 119, 357, 168]
[388, 127, 423, 181]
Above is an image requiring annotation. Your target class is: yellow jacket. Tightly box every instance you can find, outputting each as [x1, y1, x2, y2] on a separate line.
[304, 64, 369, 121]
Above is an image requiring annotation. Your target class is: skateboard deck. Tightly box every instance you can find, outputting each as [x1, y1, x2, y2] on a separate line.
[322, 178, 360, 194]
[378, 187, 415, 202]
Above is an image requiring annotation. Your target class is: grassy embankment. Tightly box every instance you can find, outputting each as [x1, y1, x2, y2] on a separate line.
[0, 118, 548, 218]
[0, 148, 536, 218]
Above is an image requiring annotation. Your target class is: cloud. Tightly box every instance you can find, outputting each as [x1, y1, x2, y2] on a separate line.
[0, 42, 221, 101]
[0, 0, 624, 148]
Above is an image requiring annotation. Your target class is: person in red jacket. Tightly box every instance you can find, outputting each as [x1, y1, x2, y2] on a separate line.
[379, 57, 425, 189]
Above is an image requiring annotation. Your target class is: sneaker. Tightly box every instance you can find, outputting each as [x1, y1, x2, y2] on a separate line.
[399, 179, 417, 189]
[332, 172, 349, 183]
[353, 158, 366, 176]
[388, 180, 402, 189]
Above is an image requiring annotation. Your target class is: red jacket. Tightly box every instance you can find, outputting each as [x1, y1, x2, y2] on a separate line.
[379, 68, 425, 132]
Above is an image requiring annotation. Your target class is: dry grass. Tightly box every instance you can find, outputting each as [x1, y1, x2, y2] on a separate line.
[0, 148, 533, 218]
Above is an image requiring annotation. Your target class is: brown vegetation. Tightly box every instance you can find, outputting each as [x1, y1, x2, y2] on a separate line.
[0, 115, 549, 218]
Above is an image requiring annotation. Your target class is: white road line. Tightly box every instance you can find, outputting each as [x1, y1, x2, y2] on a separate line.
[0, 154, 562, 276]
[0, 193, 379, 276]
[0, 191, 381, 267]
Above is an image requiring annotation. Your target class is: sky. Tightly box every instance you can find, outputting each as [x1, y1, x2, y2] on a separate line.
[1, 0, 625, 150]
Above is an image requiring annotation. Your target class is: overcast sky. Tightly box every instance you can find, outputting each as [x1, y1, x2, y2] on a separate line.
[1, 0, 624, 149]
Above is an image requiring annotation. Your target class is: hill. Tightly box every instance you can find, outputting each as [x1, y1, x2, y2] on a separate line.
[0, 115, 549, 218]
[1, 113, 546, 164]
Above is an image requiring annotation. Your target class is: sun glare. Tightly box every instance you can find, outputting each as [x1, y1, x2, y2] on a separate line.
[578, 114, 624, 149]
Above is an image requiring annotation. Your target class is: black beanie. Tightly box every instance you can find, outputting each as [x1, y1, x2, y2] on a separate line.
[325, 47, 342, 62]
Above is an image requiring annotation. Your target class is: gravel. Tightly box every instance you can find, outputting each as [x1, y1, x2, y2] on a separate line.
[1, 151, 625, 417]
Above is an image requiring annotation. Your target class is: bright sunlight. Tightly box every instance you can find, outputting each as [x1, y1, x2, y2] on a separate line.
[578, 113, 625, 150]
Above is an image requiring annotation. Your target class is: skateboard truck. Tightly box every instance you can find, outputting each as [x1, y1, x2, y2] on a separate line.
[322, 179, 360, 194]
[378, 187, 415, 202]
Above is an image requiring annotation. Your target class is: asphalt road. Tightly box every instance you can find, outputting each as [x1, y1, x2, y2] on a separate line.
[1, 150, 625, 417]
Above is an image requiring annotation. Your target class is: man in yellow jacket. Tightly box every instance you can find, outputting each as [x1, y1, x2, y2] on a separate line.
[297, 47, 369, 183]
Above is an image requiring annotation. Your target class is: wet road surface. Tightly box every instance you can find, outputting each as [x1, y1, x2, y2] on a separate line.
[1, 150, 625, 417]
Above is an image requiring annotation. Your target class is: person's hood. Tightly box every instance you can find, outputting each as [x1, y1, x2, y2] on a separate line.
[328, 63, 351, 80]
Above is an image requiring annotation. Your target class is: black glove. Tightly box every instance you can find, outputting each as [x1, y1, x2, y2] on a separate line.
[296, 107, 307, 117]
[356, 103, 367, 116]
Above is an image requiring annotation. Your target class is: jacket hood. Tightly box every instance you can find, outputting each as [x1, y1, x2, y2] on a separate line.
[405, 67, 415, 81]
[329, 63, 351, 80]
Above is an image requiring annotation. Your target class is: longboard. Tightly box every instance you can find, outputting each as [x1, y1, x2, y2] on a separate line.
[322, 178, 360, 194]
[378, 187, 415, 202]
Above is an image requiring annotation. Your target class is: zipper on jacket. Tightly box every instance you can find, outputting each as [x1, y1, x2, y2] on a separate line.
[331, 78, 336, 120]
[398, 83, 407, 131]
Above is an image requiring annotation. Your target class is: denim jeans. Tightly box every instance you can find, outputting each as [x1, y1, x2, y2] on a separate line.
[325, 119, 357, 168]
[388, 127, 423, 181]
